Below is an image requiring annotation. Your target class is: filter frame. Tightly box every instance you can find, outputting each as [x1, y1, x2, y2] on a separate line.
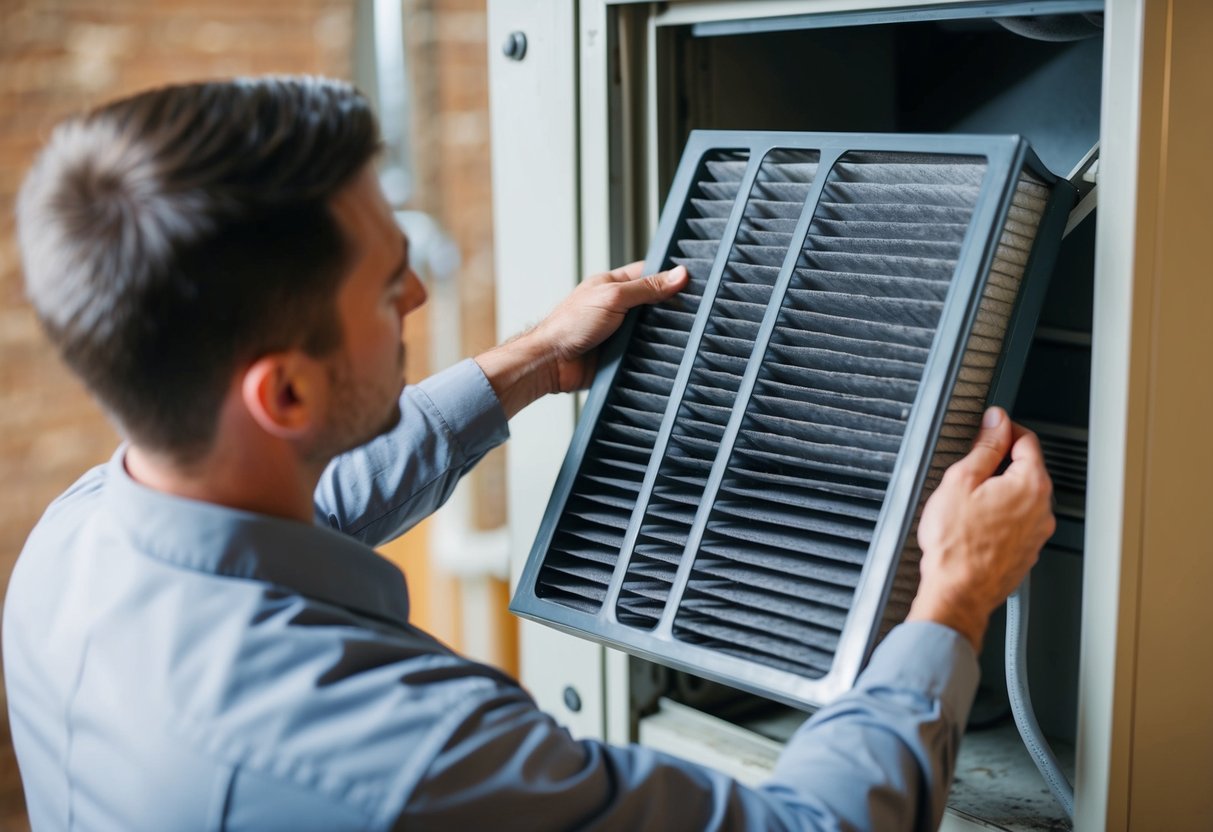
[511, 131, 1072, 709]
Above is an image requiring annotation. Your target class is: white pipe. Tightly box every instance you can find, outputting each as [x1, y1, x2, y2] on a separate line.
[372, 0, 413, 205]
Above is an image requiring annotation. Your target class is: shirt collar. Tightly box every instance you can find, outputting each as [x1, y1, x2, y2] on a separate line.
[103, 446, 411, 629]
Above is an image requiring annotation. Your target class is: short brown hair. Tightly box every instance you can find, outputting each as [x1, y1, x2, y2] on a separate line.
[17, 76, 381, 462]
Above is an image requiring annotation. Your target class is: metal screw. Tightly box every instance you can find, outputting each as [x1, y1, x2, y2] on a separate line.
[562, 685, 582, 712]
[502, 31, 527, 61]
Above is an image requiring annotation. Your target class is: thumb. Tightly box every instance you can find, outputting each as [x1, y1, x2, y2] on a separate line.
[951, 406, 1013, 485]
[606, 265, 688, 311]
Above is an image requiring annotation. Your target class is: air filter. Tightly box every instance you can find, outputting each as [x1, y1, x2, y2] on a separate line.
[511, 132, 1075, 708]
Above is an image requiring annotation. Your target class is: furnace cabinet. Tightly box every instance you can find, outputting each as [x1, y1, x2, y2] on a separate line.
[486, 1, 1212, 830]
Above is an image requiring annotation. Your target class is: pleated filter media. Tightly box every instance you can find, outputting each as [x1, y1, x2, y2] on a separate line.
[512, 132, 1075, 708]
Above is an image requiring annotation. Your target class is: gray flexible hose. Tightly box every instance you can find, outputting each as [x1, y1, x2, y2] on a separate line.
[1006, 575, 1075, 819]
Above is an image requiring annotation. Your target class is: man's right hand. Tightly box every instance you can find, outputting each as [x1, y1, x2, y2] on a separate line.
[907, 406, 1056, 652]
[474, 262, 688, 419]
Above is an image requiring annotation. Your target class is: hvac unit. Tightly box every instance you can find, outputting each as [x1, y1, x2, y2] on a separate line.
[488, 1, 1213, 829]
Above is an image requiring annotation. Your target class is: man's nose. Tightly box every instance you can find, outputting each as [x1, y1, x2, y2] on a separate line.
[400, 269, 427, 316]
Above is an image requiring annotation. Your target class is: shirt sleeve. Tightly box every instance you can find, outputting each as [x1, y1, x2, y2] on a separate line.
[397, 621, 978, 831]
[313, 359, 510, 546]
[764, 621, 980, 830]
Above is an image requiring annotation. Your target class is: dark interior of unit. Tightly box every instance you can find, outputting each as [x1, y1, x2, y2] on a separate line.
[657, 18, 1102, 191]
[630, 13, 1100, 831]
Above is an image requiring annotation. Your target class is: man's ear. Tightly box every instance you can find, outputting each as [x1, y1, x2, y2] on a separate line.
[240, 352, 327, 440]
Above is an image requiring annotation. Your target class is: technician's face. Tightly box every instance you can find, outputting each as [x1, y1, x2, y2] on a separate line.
[321, 165, 426, 457]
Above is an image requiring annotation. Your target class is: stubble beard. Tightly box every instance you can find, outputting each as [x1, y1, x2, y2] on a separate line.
[306, 345, 406, 465]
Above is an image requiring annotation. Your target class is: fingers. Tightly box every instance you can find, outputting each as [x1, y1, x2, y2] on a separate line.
[1008, 422, 1045, 465]
[581, 261, 645, 288]
[603, 264, 688, 311]
[1004, 423, 1052, 490]
[946, 406, 1013, 487]
[604, 261, 646, 282]
[1001, 422, 1055, 542]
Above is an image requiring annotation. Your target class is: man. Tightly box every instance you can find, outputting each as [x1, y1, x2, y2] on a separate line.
[5, 77, 1055, 831]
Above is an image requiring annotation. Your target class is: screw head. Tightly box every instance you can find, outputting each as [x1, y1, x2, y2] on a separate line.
[503, 31, 527, 61]
[562, 685, 582, 712]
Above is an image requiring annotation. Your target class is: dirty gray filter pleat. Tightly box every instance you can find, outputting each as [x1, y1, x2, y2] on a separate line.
[534, 150, 750, 613]
[616, 150, 821, 629]
[673, 153, 993, 679]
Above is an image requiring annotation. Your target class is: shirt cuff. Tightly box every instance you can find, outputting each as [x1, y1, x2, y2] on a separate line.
[414, 359, 511, 461]
[859, 621, 981, 728]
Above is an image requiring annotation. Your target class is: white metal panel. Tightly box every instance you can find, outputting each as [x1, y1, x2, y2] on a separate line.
[579, 0, 612, 278]
[643, 10, 660, 243]
[1075, 1, 1146, 829]
[488, 0, 606, 740]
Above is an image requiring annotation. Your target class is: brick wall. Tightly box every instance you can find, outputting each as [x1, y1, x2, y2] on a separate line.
[0, 2, 504, 826]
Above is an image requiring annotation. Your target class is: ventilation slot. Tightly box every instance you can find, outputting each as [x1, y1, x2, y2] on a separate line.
[616, 150, 821, 629]
[1029, 421, 1088, 520]
[534, 150, 749, 613]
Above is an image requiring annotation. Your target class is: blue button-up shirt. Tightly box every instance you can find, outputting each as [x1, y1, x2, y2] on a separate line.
[5, 359, 978, 831]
